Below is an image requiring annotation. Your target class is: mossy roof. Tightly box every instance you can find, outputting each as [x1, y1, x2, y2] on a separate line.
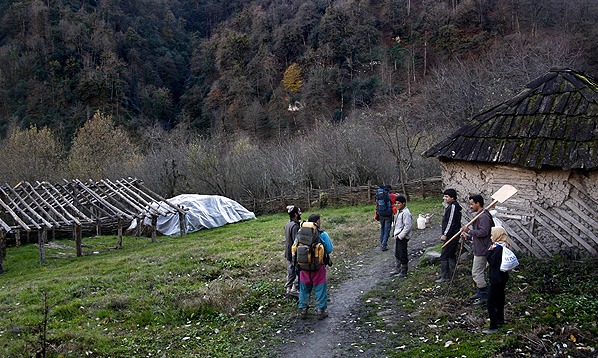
[424, 68, 598, 170]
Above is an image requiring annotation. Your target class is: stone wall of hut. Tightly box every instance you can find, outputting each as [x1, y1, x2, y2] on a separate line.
[440, 161, 598, 258]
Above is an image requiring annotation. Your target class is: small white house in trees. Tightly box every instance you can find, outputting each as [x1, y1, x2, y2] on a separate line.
[425, 68, 598, 258]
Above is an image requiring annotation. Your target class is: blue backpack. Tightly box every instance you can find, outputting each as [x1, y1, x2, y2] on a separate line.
[376, 187, 392, 217]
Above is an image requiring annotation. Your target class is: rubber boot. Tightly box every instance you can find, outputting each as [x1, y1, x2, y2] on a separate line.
[390, 263, 401, 276]
[397, 264, 408, 278]
[436, 260, 449, 282]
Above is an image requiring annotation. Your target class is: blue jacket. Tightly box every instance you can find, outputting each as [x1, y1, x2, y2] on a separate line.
[318, 230, 334, 254]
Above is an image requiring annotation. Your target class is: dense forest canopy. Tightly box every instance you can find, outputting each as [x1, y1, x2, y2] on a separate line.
[0, 0, 596, 199]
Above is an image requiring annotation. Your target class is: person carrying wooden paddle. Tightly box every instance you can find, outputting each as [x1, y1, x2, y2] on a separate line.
[436, 189, 462, 283]
[460, 194, 494, 305]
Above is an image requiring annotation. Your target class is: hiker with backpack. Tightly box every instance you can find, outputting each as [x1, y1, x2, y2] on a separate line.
[436, 189, 463, 283]
[293, 213, 334, 320]
[460, 194, 494, 305]
[284, 205, 301, 297]
[390, 195, 412, 277]
[374, 185, 396, 251]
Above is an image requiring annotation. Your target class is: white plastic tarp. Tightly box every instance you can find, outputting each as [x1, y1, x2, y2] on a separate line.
[140, 194, 256, 236]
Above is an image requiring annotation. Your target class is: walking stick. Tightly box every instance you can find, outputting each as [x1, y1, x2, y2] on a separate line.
[449, 239, 464, 285]
[441, 185, 518, 249]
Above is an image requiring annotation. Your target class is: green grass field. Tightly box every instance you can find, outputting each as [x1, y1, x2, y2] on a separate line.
[0, 199, 596, 357]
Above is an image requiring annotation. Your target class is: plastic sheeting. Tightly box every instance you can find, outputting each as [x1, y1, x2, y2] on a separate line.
[135, 194, 256, 236]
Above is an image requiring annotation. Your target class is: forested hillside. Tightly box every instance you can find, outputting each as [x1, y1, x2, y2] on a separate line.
[0, 0, 596, 199]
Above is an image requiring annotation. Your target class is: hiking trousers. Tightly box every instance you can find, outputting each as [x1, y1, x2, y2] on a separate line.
[298, 266, 328, 310]
[379, 216, 392, 249]
[472, 255, 488, 289]
[394, 238, 409, 265]
[285, 260, 299, 291]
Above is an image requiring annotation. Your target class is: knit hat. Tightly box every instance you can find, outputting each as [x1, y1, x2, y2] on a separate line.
[443, 188, 457, 199]
[286, 205, 300, 216]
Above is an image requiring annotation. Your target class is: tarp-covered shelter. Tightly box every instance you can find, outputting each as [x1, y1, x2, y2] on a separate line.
[130, 194, 256, 236]
[425, 68, 598, 257]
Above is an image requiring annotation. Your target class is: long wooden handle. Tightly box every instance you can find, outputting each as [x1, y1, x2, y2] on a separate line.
[441, 199, 498, 248]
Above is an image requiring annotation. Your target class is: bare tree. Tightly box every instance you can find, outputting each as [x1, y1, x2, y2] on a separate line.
[0, 125, 65, 184]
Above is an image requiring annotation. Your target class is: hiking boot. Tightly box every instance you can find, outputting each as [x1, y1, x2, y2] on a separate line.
[298, 308, 308, 319]
[316, 309, 328, 320]
[381, 246, 388, 251]
[482, 328, 498, 334]
[473, 298, 486, 305]
[435, 277, 449, 283]
[390, 263, 401, 276]
[471, 287, 488, 300]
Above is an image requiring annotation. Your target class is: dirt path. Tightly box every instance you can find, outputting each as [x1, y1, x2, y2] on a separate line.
[278, 227, 435, 357]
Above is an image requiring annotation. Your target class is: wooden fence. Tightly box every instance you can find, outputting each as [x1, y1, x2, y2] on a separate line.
[237, 177, 443, 214]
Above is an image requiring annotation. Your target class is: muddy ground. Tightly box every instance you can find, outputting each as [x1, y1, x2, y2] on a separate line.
[277, 223, 440, 358]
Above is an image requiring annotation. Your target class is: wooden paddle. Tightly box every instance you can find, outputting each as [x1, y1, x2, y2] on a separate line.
[441, 184, 518, 248]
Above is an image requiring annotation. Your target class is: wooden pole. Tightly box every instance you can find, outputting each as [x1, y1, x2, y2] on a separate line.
[0, 230, 6, 274]
[75, 224, 82, 257]
[39, 229, 46, 264]
[151, 215, 157, 243]
[117, 219, 123, 249]
[179, 212, 185, 239]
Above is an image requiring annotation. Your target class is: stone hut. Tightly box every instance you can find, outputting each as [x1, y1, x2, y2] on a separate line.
[425, 68, 597, 258]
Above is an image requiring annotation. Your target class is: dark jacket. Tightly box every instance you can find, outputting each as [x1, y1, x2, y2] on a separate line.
[284, 219, 300, 261]
[487, 244, 509, 285]
[469, 210, 493, 256]
[441, 201, 462, 238]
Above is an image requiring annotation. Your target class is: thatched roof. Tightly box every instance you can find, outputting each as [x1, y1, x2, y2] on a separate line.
[424, 68, 598, 170]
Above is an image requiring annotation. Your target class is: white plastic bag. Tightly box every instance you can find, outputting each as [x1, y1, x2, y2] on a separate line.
[500, 246, 519, 272]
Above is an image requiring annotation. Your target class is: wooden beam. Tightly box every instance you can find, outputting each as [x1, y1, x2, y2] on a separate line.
[38, 181, 90, 224]
[86, 180, 136, 220]
[534, 215, 574, 248]
[564, 200, 598, 231]
[111, 178, 175, 217]
[99, 179, 146, 214]
[71, 179, 128, 219]
[16, 184, 64, 227]
[24, 182, 72, 225]
[0, 187, 38, 230]
[57, 182, 104, 222]
[512, 219, 552, 257]
[4, 185, 53, 228]
[554, 207, 598, 247]
[533, 202, 597, 252]
[125, 178, 186, 214]
[502, 222, 543, 258]
[0, 217, 12, 232]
